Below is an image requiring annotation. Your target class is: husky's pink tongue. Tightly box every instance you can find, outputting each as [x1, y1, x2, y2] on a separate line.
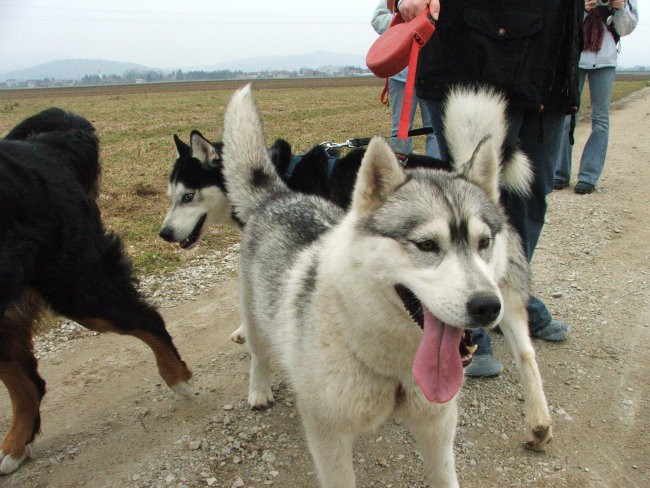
[412, 307, 464, 403]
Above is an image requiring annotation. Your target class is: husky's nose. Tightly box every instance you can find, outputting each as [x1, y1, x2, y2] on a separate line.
[159, 226, 175, 242]
[467, 293, 501, 326]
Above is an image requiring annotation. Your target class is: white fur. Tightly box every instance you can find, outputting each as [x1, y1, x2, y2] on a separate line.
[171, 380, 195, 398]
[444, 86, 533, 196]
[222, 85, 551, 487]
[161, 182, 235, 248]
[0, 444, 32, 474]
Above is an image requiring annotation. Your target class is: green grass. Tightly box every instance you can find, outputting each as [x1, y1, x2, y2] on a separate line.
[1, 76, 647, 279]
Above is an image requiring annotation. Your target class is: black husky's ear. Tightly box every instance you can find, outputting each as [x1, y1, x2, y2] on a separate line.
[269, 138, 292, 176]
[190, 129, 221, 167]
[174, 134, 191, 158]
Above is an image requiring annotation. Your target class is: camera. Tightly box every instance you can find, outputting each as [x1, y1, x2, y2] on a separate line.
[595, 0, 610, 6]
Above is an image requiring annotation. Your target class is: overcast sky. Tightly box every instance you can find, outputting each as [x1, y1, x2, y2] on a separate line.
[0, 0, 648, 73]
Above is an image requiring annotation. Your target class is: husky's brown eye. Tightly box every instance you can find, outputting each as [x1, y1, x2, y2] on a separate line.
[414, 239, 440, 253]
[478, 236, 491, 250]
[182, 192, 195, 203]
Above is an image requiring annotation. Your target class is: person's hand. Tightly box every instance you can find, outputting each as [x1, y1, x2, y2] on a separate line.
[585, 0, 596, 12]
[610, 0, 625, 10]
[397, 0, 440, 22]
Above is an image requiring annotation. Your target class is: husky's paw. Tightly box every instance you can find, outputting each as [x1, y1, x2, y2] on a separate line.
[171, 380, 196, 398]
[0, 444, 32, 474]
[525, 424, 553, 452]
[248, 389, 274, 410]
[230, 325, 246, 344]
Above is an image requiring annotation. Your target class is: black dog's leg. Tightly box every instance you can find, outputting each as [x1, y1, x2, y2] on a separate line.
[75, 299, 193, 396]
[47, 233, 193, 396]
[0, 301, 46, 474]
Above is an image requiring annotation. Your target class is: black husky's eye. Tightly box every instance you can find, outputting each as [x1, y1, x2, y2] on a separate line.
[478, 236, 492, 251]
[182, 192, 195, 203]
[413, 239, 440, 253]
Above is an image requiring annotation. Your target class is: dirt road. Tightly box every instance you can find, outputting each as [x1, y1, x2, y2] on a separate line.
[1, 89, 649, 488]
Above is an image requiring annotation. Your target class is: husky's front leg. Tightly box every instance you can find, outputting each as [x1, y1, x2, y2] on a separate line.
[299, 410, 356, 488]
[499, 286, 552, 451]
[399, 395, 459, 487]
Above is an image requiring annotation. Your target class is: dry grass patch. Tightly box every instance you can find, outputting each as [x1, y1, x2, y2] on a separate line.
[1, 76, 647, 279]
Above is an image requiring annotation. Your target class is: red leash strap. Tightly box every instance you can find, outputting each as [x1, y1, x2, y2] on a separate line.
[396, 38, 421, 142]
[380, 79, 390, 106]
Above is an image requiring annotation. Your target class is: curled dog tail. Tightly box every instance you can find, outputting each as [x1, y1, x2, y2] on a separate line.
[443, 86, 533, 196]
[222, 84, 287, 224]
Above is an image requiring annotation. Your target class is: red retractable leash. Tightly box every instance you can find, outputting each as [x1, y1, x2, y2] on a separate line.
[366, 9, 436, 157]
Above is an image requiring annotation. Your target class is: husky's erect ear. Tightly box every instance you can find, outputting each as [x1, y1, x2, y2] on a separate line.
[351, 137, 406, 216]
[174, 134, 191, 158]
[269, 138, 293, 176]
[458, 136, 500, 203]
[190, 129, 221, 167]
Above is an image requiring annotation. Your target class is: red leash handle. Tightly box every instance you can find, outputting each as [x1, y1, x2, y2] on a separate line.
[366, 9, 436, 79]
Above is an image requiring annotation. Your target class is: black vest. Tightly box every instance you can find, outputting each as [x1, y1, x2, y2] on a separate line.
[416, 0, 583, 114]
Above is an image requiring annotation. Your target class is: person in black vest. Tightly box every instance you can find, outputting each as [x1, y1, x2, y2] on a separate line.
[395, 0, 583, 376]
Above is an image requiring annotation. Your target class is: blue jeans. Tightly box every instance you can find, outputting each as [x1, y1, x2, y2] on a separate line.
[388, 78, 443, 158]
[556, 67, 616, 185]
[421, 100, 564, 348]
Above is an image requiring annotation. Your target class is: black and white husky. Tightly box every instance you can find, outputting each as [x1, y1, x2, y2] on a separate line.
[220, 85, 552, 487]
[159, 128, 450, 245]
[159, 131, 234, 248]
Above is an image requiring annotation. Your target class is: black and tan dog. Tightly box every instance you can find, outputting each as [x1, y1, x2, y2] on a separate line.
[0, 108, 193, 474]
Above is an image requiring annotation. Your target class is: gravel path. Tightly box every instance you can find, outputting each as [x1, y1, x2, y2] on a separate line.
[1, 89, 649, 488]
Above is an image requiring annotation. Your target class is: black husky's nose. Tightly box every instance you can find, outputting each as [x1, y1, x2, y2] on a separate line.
[467, 293, 501, 326]
[159, 227, 174, 242]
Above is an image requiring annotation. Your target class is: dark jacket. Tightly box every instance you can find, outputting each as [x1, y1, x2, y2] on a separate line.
[416, 0, 583, 114]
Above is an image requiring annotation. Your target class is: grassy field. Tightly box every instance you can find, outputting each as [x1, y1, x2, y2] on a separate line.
[1, 75, 648, 278]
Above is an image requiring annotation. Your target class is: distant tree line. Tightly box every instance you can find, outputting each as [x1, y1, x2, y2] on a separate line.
[1, 66, 371, 89]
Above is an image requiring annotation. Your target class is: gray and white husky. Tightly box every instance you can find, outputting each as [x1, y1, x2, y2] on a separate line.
[221, 85, 552, 487]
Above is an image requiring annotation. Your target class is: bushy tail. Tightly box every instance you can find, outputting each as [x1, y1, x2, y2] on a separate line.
[443, 86, 533, 195]
[221, 84, 287, 224]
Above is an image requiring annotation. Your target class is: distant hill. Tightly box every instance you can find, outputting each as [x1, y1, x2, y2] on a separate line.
[0, 59, 158, 82]
[0, 52, 368, 82]
[188, 51, 367, 72]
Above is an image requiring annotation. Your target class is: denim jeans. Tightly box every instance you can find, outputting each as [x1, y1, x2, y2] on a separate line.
[556, 67, 616, 185]
[388, 78, 442, 158]
[421, 100, 564, 347]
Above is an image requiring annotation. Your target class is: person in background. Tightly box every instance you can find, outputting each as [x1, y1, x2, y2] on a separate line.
[395, 0, 582, 377]
[371, 0, 442, 158]
[555, 0, 638, 194]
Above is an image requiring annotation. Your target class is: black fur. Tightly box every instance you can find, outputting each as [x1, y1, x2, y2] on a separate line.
[4, 107, 100, 198]
[171, 135, 226, 193]
[278, 143, 452, 209]
[172, 134, 452, 212]
[0, 108, 190, 467]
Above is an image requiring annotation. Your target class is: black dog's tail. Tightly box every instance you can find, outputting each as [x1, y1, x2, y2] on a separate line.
[5, 108, 101, 198]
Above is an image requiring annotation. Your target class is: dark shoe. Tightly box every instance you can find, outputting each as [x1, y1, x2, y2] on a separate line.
[530, 319, 571, 342]
[574, 181, 595, 194]
[465, 353, 502, 377]
[554, 179, 569, 190]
